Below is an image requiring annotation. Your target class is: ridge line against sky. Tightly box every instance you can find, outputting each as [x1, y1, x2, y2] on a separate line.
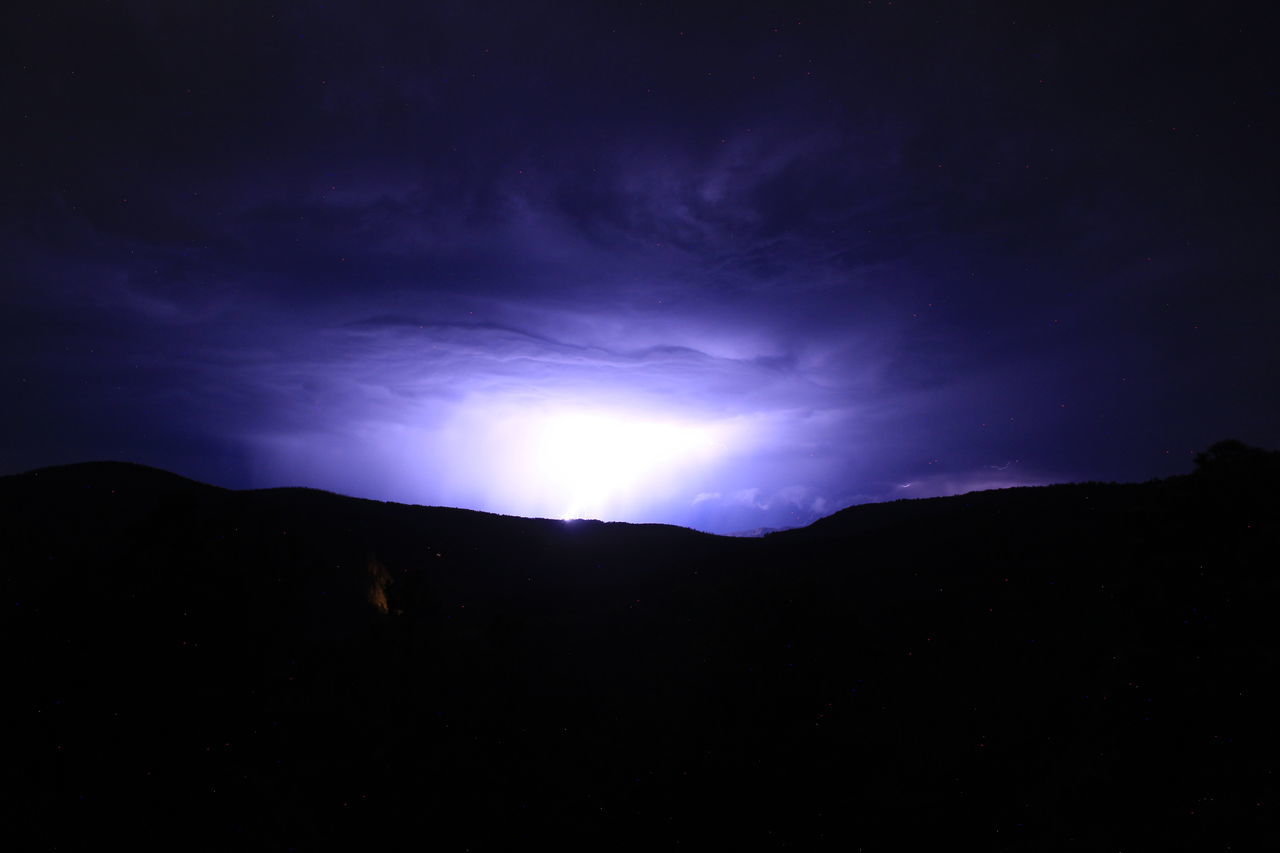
[2, 0, 1276, 532]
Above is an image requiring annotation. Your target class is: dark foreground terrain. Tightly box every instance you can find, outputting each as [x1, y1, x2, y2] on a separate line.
[7, 442, 1279, 850]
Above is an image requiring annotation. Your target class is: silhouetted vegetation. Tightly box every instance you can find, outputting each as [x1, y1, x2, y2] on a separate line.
[6, 445, 1278, 849]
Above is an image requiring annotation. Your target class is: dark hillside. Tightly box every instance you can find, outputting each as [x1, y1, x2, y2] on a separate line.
[7, 446, 1279, 850]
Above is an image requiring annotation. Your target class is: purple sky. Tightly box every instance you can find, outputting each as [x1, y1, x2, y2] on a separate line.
[3, 1, 1277, 532]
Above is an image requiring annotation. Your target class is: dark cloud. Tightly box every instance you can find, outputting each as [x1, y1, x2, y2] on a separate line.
[2, 0, 1276, 531]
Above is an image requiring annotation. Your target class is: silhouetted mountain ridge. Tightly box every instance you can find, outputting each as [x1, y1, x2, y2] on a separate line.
[7, 442, 1279, 850]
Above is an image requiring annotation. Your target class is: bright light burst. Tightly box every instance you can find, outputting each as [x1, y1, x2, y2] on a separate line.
[445, 400, 743, 522]
[526, 410, 727, 519]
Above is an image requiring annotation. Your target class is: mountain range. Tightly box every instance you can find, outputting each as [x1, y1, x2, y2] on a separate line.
[7, 441, 1278, 850]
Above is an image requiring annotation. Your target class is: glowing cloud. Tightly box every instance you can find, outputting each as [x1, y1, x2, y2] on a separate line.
[440, 399, 744, 522]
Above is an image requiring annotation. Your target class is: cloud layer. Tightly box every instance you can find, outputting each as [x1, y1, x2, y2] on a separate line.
[2, 2, 1276, 531]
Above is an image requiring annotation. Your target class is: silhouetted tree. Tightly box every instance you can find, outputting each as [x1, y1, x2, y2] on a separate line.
[1190, 439, 1280, 515]
[1193, 439, 1280, 479]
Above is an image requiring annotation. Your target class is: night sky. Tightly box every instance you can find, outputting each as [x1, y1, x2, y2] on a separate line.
[4, 1, 1277, 533]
